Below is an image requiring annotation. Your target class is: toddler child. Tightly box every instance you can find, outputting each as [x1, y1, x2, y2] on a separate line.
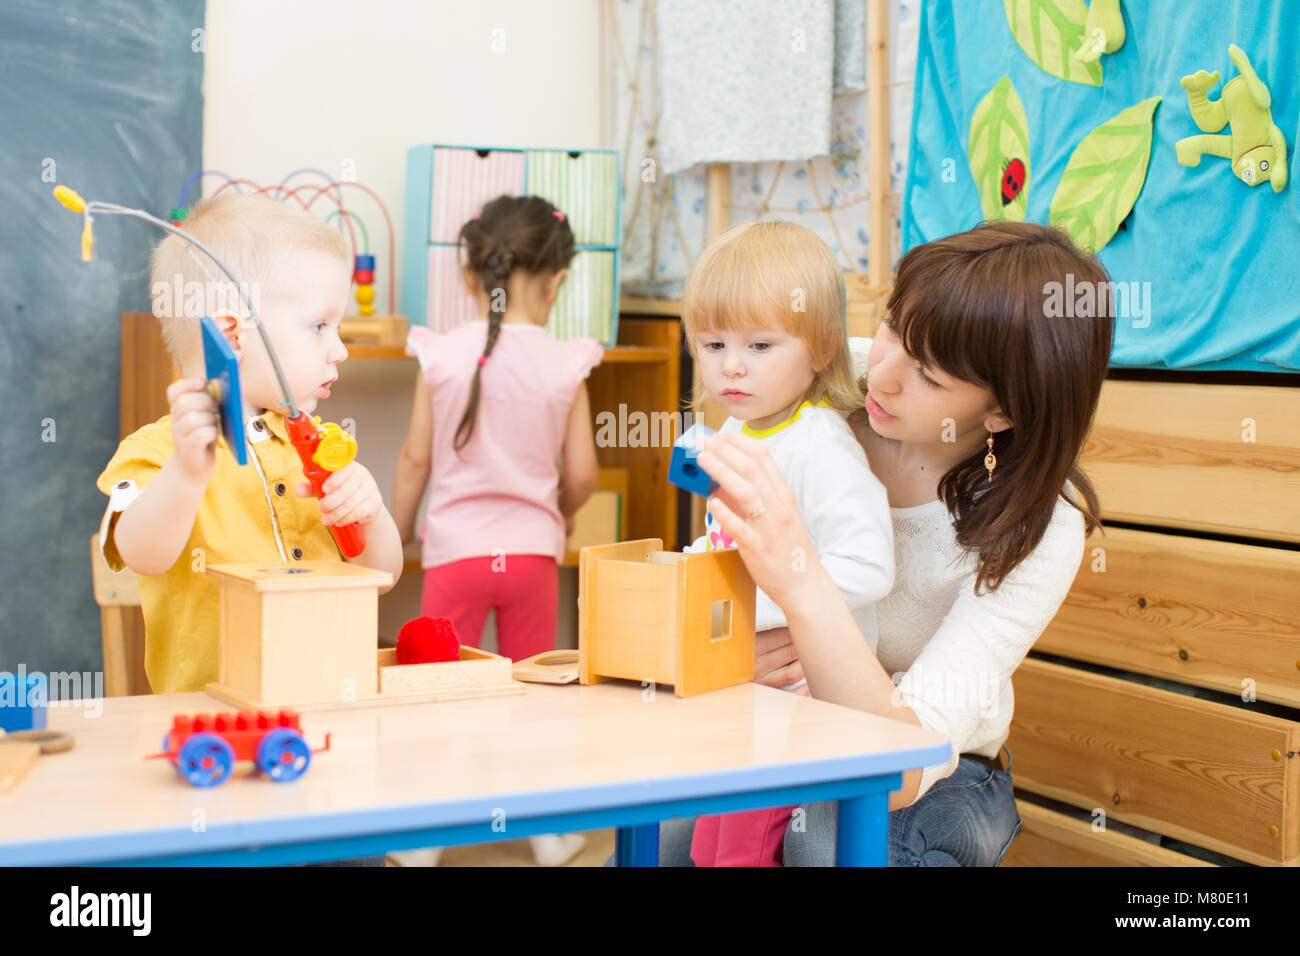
[390, 194, 601, 867]
[96, 193, 404, 696]
[681, 220, 894, 866]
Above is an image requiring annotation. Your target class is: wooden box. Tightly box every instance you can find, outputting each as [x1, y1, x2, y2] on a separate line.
[578, 539, 755, 698]
[206, 561, 524, 710]
[376, 646, 522, 702]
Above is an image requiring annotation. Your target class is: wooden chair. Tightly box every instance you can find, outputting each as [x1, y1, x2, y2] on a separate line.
[90, 534, 151, 696]
[1002, 379, 1300, 867]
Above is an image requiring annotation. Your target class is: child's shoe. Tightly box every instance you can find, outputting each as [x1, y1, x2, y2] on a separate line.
[529, 833, 586, 866]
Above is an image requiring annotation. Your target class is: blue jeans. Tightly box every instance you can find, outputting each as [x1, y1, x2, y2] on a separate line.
[642, 749, 1022, 867]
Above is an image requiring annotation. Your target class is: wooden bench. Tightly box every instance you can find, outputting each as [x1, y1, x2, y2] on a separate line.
[1003, 379, 1300, 867]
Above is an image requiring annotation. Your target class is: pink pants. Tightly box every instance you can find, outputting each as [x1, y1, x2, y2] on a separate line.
[690, 805, 797, 867]
[420, 555, 558, 661]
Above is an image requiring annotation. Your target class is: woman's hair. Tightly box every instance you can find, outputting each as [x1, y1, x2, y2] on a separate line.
[453, 194, 576, 450]
[681, 220, 861, 413]
[150, 193, 349, 361]
[873, 219, 1114, 594]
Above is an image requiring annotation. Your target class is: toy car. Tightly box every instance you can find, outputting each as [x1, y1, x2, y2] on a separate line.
[149, 710, 330, 787]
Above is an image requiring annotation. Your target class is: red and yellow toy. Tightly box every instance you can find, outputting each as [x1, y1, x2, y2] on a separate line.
[353, 253, 376, 315]
[285, 415, 364, 557]
[148, 710, 331, 787]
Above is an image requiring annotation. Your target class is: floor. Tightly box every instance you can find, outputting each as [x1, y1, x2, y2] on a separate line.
[385, 828, 616, 867]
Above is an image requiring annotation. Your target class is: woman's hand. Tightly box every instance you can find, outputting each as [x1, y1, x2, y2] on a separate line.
[695, 431, 825, 614]
[755, 627, 811, 696]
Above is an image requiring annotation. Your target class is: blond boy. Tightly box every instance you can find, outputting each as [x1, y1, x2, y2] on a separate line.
[96, 194, 403, 694]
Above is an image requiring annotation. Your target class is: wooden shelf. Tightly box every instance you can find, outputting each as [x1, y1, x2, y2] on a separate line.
[619, 295, 682, 316]
[603, 345, 673, 363]
[344, 343, 674, 364]
[343, 343, 416, 360]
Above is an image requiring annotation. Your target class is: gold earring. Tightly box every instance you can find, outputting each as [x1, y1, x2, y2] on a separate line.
[984, 432, 997, 482]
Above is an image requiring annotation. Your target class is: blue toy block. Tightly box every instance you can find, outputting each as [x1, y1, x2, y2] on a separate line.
[201, 313, 249, 466]
[668, 424, 718, 498]
[0, 671, 48, 732]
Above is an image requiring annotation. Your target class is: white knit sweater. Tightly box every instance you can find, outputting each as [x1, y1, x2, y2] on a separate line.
[684, 404, 893, 646]
[848, 338, 1087, 802]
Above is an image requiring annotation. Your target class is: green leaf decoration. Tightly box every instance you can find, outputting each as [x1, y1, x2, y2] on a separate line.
[969, 76, 1031, 222]
[1048, 96, 1161, 252]
[1003, 0, 1102, 87]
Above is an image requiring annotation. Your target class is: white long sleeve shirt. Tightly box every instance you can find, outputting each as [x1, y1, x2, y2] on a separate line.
[684, 402, 894, 650]
[849, 337, 1087, 802]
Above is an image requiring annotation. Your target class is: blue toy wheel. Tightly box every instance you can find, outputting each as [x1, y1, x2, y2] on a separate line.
[177, 732, 235, 787]
[256, 728, 311, 782]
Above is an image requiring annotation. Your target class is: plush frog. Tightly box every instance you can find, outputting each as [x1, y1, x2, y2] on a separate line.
[1175, 43, 1288, 193]
[1073, 0, 1125, 64]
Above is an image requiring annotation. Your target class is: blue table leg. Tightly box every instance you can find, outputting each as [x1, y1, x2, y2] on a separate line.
[836, 790, 891, 866]
[615, 823, 659, 867]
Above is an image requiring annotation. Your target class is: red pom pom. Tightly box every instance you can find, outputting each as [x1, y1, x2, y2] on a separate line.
[395, 616, 461, 664]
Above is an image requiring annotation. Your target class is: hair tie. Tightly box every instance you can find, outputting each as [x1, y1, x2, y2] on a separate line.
[477, 355, 487, 367]
[552, 210, 566, 222]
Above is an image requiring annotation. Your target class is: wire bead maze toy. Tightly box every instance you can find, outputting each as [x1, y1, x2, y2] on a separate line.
[52, 184, 366, 558]
[172, 168, 395, 318]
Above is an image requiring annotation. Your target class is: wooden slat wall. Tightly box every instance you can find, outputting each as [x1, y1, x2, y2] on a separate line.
[1006, 657, 1300, 867]
[1081, 381, 1300, 542]
[1002, 800, 1216, 866]
[1041, 526, 1300, 707]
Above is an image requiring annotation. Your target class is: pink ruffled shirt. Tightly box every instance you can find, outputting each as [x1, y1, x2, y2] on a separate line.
[406, 320, 603, 568]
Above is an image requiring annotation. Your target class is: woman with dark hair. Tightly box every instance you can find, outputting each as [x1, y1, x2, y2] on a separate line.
[659, 219, 1115, 866]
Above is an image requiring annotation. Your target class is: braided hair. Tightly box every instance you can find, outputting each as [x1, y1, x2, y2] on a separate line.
[453, 195, 575, 451]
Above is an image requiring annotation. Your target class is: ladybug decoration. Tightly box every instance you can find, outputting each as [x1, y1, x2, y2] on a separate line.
[1001, 158, 1026, 206]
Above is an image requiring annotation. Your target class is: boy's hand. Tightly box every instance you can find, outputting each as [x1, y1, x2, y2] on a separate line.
[167, 378, 220, 483]
[295, 462, 385, 528]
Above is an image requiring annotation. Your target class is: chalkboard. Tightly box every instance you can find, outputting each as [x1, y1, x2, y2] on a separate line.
[0, 0, 204, 683]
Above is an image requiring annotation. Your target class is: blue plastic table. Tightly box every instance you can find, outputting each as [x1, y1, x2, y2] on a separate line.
[0, 682, 948, 867]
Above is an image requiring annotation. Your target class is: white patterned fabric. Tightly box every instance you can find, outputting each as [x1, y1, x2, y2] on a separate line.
[656, 0, 861, 177]
[614, 0, 920, 298]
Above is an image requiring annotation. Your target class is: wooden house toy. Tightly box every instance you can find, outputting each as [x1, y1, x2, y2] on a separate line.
[204, 561, 523, 711]
[578, 539, 755, 698]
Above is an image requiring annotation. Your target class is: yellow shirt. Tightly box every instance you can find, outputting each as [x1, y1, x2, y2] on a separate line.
[96, 409, 340, 694]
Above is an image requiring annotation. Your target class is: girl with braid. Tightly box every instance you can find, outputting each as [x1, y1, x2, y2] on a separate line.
[395, 194, 601, 662]
[391, 195, 601, 866]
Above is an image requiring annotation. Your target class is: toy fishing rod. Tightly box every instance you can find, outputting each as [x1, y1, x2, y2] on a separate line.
[53, 185, 365, 559]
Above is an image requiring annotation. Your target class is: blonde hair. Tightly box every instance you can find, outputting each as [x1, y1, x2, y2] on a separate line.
[681, 220, 861, 413]
[149, 193, 350, 360]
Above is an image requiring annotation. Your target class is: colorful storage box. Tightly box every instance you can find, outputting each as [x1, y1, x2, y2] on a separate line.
[404, 144, 622, 346]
